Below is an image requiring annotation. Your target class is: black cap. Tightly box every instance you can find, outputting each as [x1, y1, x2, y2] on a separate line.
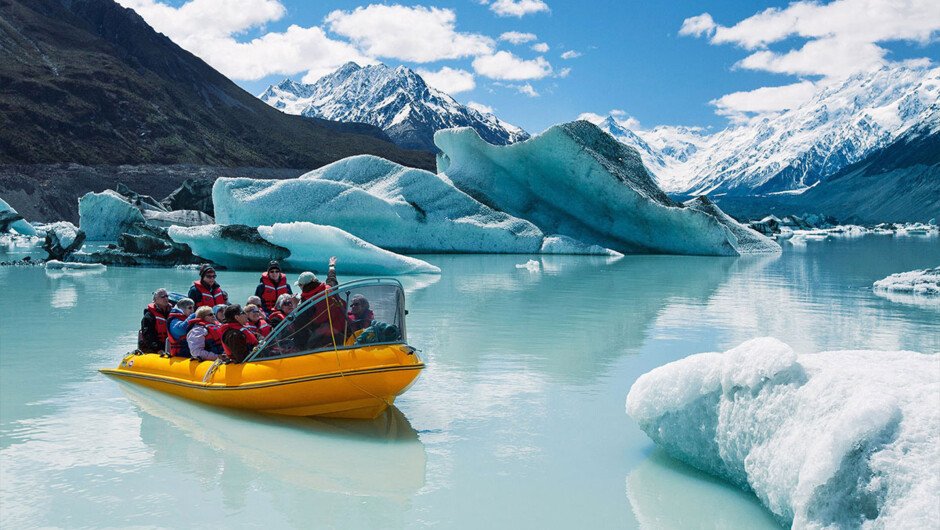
[199, 263, 216, 278]
[267, 260, 281, 272]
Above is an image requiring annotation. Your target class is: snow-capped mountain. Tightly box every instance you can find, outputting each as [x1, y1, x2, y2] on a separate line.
[259, 62, 529, 152]
[591, 64, 940, 195]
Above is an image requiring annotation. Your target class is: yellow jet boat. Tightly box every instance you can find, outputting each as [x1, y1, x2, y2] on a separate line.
[101, 279, 425, 419]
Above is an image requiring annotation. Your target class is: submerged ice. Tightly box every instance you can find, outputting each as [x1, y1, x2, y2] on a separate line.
[435, 122, 763, 256]
[626, 338, 939, 529]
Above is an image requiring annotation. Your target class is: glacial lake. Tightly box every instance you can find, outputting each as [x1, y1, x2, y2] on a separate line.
[1, 235, 938, 528]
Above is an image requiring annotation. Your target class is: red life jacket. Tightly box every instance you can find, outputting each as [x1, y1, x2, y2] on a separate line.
[219, 322, 259, 361]
[192, 280, 226, 308]
[189, 318, 223, 356]
[166, 312, 195, 357]
[301, 283, 347, 336]
[259, 272, 289, 312]
[246, 318, 273, 337]
[347, 309, 375, 332]
[146, 303, 169, 342]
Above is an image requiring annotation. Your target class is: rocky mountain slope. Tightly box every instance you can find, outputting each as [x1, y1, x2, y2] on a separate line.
[0, 0, 434, 170]
[260, 62, 529, 151]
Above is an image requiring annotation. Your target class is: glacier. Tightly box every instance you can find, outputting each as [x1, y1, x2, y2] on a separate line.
[213, 155, 544, 253]
[435, 121, 750, 256]
[169, 222, 440, 275]
[626, 338, 939, 529]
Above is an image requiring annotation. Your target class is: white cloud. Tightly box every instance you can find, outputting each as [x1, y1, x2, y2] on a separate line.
[472, 51, 552, 80]
[508, 83, 539, 97]
[499, 31, 537, 44]
[416, 67, 476, 94]
[490, 0, 550, 18]
[467, 101, 494, 114]
[681, 0, 940, 79]
[325, 5, 494, 62]
[577, 112, 605, 123]
[710, 81, 819, 123]
[558, 67, 571, 77]
[531, 42, 549, 52]
[560, 50, 581, 59]
[578, 111, 641, 129]
[116, 0, 369, 80]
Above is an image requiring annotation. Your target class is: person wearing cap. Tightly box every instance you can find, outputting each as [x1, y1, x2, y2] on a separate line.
[166, 298, 197, 357]
[219, 304, 258, 363]
[255, 261, 291, 315]
[294, 256, 346, 350]
[211, 304, 227, 330]
[188, 264, 227, 309]
[138, 288, 171, 353]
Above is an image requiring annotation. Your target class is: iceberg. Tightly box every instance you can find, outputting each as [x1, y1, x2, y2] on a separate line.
[0, 197, 38, 236]
[79, 190, 149, 240]
[684, 196, 781, 253]
[539, 234, 624, 257]
[213, 155, 543, 253]
[169, 222, 440, 275]
[626, 338, 939, 529]
[45, 260, 106, 271]
[435, 122, 746, 256]
[873, 267, 940, 305]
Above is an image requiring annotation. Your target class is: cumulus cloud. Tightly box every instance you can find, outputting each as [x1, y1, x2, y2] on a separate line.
[472, 51, 552, 80]
[490, 0, 550, 18]
[560, 50, 581, 59]
[416, 66, 476, 94]
[558, 67, 571, 77]
[710, 81, 819, 123]
[467, 101, 495, 114]
[678, 13, 716, 38]
[326, 5, 494, 62]
[531, 42, 549, 52]
[499, 31, 537, 44]
[116, 0, 369, 80]
[508, 83, 540, 97]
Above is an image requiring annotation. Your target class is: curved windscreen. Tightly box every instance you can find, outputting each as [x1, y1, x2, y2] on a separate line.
[251, 279, 407, 361]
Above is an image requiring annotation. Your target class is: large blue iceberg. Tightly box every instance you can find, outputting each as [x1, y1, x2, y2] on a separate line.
[626, 338, 938, 528]
[436, 121, 778, 256]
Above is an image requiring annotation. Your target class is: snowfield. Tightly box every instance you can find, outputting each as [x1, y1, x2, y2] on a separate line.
[626, 338, 939, 529]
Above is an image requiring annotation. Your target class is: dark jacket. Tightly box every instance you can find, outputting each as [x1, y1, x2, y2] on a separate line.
[139, 304, 170, 352]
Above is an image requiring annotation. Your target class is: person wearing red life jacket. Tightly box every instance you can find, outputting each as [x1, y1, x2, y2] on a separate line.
[267, 294, 296, 329]
[165, 298, 196, 357]
[187, 307, 225, 361]
[139, 288, 171, 353]
[220, 305, 259, 363]
[188, 264, 227, 309]
[244, 304, 273, 339]
[294, 256, 346, 350]
[255, 261, 292, 315]
[347, 294, 375, 333]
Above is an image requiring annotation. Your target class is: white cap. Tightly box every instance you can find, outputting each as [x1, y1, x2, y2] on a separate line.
[296, 271, 318, 287]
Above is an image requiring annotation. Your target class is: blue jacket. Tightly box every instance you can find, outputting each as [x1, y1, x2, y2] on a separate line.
[167, 308, 195, 340]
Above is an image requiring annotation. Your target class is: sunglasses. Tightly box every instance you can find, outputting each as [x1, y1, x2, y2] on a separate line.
[156, 294, 168, 298]
[282, 301, 293, 306]
[249, 309, 261, 313]
[204, 274, 217, 278]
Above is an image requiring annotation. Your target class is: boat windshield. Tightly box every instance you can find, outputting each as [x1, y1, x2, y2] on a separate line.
[249, 279, 407, 361]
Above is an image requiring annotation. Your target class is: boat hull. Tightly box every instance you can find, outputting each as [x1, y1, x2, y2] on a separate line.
[100, 345, 424, 419]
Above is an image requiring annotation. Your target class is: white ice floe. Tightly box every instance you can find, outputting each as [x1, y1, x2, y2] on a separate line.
[213, 155, 543, 253]
[45, 260, 106, 271]
[539, 234, 624, 257]
[169, 223, 440, 275]
[515, 259, 540, 272]
[0, 197, 38, 236]
[873, 267, 940, 306]
[626, 338, 939, 529]
[435, 122, 748, 256]
[78, 190, 148, 240]
[35, 222, 81, 248]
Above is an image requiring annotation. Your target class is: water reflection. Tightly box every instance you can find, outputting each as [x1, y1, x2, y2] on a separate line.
[119, 382, 427, 500]
[626, 450, 781, 529]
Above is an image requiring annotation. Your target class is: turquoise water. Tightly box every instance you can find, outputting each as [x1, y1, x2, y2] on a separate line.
[1, 236, 938, 528]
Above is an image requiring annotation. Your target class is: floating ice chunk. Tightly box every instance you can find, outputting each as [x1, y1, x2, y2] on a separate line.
[626, 338, 940, 529]
[539, 234, 624, 257]
[45, 260, 106, 271]
[515, 259, 540, 272]
[873, 267, 940, 306]
[79, 190, 148, 240]
[0, 197, 38, 236]
[170, 223, 440, 275]
[258, 222, 440, 275]
[435, 122, 741, 256]
[168, 224, 289, 270]
[35, 222, 81, 249]
[143, 210, 214, 229]
[213, 155, 543, 253]
[684, 196, 780, 253]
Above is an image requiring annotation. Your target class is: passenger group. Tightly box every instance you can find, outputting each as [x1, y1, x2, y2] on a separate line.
[138, 258, 372, 364]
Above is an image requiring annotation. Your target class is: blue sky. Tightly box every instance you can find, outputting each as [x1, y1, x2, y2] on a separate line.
[119, 0, 940, 134]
